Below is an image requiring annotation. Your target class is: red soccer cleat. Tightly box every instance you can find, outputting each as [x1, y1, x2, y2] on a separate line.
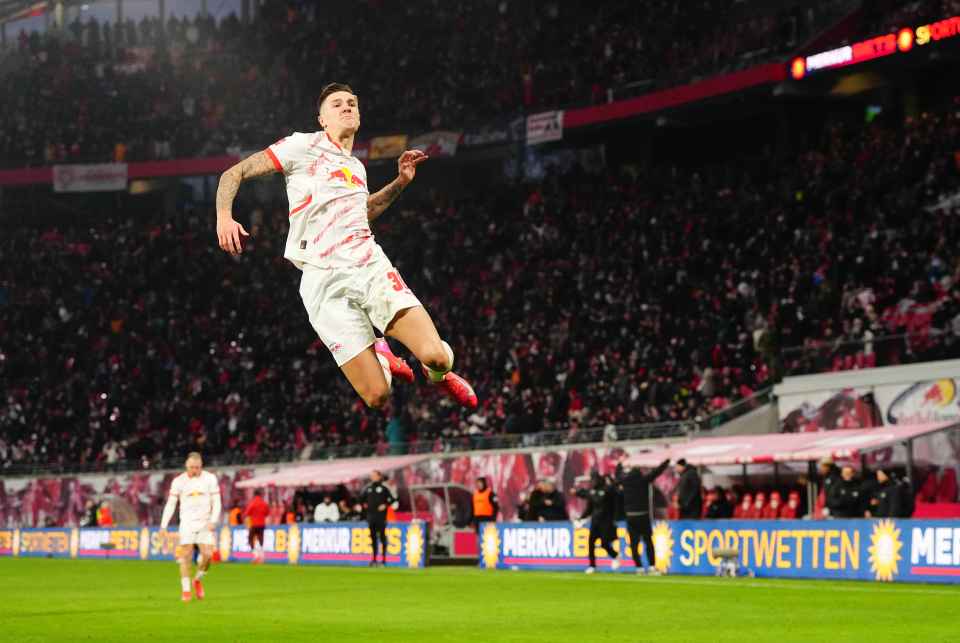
[193, 579, 205, 600]
[423, 367, 478, 408]
[375, 339, 414, 383]
[181, 591, 192, 603]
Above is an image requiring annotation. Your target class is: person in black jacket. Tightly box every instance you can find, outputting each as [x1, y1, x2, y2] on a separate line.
[704, 486, 734, 519]
[360, 470, 397, 566]
[616, 456, 669, 574]
[826, 466, 862, 518]
[529, 480, 568, 522]
[870, 469, 915, 518]
[817, 458, 841, 508]
[675, 459, 702, 520]
[573, 472, 620, 573]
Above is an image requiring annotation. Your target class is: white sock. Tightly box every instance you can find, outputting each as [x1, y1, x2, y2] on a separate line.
[426, 341, 454, 382]
[195, 570, 206, 581]
[376, 353, 393, 387]
[181, 577, 190, 592]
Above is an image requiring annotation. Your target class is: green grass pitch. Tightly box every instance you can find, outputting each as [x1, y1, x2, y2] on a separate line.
[1, 559, 957, 642]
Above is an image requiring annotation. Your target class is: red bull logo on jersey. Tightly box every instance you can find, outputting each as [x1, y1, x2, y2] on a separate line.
[328, 166, 366, 189]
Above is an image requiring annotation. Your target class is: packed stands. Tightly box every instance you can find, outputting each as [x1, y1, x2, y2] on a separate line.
[1, 96, 958, 472]
[0, 0, 857, 166]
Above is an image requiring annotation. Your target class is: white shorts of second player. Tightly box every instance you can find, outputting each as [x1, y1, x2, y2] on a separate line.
[299, 249, 422, 366]
[179, 525, 216, 546]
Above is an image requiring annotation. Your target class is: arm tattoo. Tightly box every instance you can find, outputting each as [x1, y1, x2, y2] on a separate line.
[216, 151, 278, 218]
[367, 179, 406, 222]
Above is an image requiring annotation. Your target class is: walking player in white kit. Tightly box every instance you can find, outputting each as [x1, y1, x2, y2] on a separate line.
[214, 82, 477, 410]
[160, 452, 222, 602]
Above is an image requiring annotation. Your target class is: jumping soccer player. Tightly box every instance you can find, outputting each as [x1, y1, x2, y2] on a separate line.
[160, 452, 222, 602]
[214, 82, 477, 410]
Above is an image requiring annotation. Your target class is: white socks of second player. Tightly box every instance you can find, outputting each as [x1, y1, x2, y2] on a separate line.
[181, 577, 191, 592]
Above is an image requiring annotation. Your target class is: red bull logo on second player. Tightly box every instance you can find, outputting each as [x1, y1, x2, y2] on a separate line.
[328, 166, 366, 189]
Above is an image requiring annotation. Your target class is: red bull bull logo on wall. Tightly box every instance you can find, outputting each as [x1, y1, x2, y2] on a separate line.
[887, 379, 959, 424]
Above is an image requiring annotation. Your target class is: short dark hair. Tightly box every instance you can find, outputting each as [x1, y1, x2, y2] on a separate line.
[676, 458, 688, 467]
[317, 82, 356, 113]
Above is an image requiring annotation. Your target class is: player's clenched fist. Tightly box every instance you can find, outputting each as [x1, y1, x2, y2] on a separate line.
[217, 216, 249, 255]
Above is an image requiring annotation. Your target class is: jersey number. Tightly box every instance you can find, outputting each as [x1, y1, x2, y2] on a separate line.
[387, 271, 408, 292]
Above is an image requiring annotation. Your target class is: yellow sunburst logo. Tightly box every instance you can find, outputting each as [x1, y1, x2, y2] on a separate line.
[405, 522, 425, 568]
[868, 519, 902, 582]
[651, 522, 674, 573]
[218, 526, 232, 563]
[287, 525, 301, 565]
[481, 523, 501, 569]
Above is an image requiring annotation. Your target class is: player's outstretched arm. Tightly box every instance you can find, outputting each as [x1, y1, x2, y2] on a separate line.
[367, 150, 428, 222]
[215, 151, 278, 255]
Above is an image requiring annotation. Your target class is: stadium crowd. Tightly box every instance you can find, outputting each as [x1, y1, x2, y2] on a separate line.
[860, 0, 960, 37]
[0, 0, 856, 166]
[1, 96, 959, 472]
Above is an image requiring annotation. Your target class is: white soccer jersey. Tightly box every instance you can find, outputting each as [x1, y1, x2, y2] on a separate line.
[169, 471, 220, 530]
[266, 131, 384, 271]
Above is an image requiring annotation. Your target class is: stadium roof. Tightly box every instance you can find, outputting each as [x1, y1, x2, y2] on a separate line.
[627, 422, 959, 467]
[235, 454, 431, 489]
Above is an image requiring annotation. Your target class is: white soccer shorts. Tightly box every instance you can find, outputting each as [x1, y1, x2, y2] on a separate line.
[299, 253, 422, 366]
[178, 526, 216, 546]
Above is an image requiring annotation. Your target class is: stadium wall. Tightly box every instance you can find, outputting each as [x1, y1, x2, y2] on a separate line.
[477, 519, 960, 584]
[4, 519, 958, 584]
[0, 440, 690, 528]
[0, 522, 429, 569]
[774, 360, 960, 480]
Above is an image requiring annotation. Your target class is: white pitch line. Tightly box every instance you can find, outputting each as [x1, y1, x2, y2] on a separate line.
[544, 572, 960, 596]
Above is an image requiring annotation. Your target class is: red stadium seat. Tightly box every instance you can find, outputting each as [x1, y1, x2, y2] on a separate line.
[814, 487, 827, 518]
[668, 493, 680, 520]
[761, 492, 782, 519]
[734, 493, 753, 519]
[918, 470, 939, 502]
[746, 492, 766, 519]
[937, 468, 958, 503]
[779, 491, 801, 519]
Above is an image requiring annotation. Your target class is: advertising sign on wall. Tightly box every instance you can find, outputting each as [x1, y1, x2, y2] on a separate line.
[478, 520, 960, 584]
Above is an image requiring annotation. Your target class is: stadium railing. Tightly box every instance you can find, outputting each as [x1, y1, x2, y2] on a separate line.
[781, 331, 953, 376]
[1, 387, 774, 477]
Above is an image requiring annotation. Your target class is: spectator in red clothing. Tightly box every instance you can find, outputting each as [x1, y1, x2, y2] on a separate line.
[761, 492, 782, 519]
[746, 492, 767, 520]
[242, 490, 270, 564]
[779, 491, 802, 519]
[96, 501, 114, 527]
[734, 493, 753, 519]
